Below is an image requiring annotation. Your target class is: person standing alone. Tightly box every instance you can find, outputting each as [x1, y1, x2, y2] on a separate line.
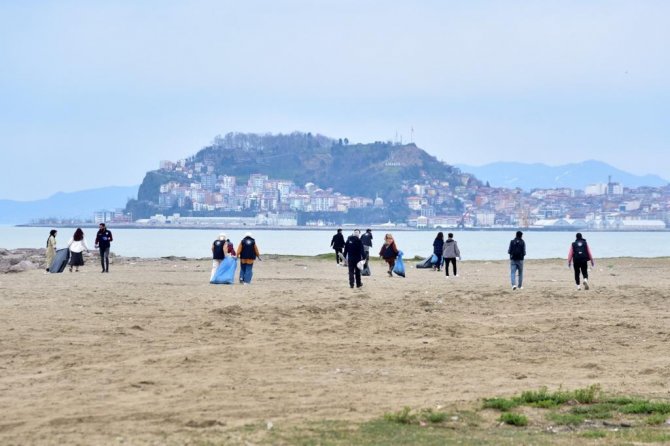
[95, 223, 113, 273]
[330, 229, 345, 265]
[343, 229, 365, 288]
[567, 232, 595, 290]
[507, 231, 526, 290]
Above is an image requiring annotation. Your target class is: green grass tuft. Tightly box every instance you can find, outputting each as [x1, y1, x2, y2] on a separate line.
[383, 406, 416, 424]
[570, 403, 615, 419]
[620, 401, 670, 415]
[646, 413, 668, 425]
[499, 412, 528, 426]
[482, 397, 519, 411]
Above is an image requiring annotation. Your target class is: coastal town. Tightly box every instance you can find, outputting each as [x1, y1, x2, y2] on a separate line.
[77, 157, 669, 231]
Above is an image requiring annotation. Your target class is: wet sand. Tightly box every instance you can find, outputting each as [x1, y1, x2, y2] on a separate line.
[1, 256, 670, 444]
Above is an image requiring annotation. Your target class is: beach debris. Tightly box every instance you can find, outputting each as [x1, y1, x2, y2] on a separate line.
[266, 420, 274, 430]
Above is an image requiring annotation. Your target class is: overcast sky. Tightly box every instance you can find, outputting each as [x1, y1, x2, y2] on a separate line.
[1, 0, 668, 200]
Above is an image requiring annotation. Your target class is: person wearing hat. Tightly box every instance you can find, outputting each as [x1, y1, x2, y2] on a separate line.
[237, 232, 261, 284]
[211, 232, 230, 281]
[507, 230, 526, 290]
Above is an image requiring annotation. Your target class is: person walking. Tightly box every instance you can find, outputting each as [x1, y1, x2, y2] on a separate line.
[330, 229, 346, 265]
[432, 232, 444, 271]
[507, 231, 526, 290]
[67, 228, 89, 272]
[95, 223, 113, 273]
[360, 228, 373, 275]
[45, 229, 57, 273]
[210, 232, 230, 281]
[379, 233, 399, 277]
[237, 232, 261, 284]
[442, 232, 461, 277]
[567, 232, 595, 290]
[343, 229, 365, 288]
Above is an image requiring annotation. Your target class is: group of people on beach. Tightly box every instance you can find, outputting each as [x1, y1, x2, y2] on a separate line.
[332, 228, 595, 291]
[44, 223, 114, 273]
[210, 232, 261, 284]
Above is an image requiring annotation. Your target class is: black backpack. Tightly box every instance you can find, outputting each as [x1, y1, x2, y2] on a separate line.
[509, 239, 525, 259]
[572, 240, 590, 262]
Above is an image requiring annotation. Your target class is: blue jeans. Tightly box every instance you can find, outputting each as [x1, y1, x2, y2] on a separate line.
[240, 263, 254, 283]
[510, 260, 524, 287]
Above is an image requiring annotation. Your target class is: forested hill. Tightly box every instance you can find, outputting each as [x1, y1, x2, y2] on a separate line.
[131, 132, 476, 217]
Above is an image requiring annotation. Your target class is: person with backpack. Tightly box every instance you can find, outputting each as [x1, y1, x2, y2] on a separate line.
[567, 232, 595, 290]
[330, 229, 346, 266]
[507, 231, 526, 290]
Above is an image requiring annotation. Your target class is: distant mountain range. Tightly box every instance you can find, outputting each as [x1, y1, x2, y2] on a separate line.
[0, 186, 139, 225]
[456, 160, 668, 191]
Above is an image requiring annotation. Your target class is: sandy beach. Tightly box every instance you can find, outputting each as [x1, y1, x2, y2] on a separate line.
[1, 255, 670, 444]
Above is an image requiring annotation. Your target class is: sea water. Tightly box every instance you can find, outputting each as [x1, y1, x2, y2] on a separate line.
[1, 226, 669, 260]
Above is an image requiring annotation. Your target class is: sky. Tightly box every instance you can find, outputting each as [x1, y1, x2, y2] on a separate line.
[1, 0, 669, 200]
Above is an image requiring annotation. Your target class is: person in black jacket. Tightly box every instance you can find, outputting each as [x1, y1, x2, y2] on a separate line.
[343, 229, 365, 288]
[507, 231, 526, 290]
[95, 223, 113, 273]
[432, 232, 444, 271]
[330, 228, 346, 265]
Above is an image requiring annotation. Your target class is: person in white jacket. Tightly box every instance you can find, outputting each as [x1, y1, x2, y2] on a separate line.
[67, 228, 89, 272]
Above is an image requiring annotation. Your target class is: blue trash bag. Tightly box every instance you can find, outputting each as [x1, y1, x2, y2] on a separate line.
[393, 251, 406, 277]
[210, 256, 237, 284]
[430, 253, 438, 264]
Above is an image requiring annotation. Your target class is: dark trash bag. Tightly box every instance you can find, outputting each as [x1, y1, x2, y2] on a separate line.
[415, 254, 434, 269]
[393, 251, 406, 277]
[210, 256, 237, 284]
[50, 248, 70, 273]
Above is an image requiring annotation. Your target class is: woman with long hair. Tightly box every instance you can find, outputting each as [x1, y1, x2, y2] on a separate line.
[432, 231, 444, 271]
[67, 228, 89, 272]
[45, 229, 57, 273]
[379, 233, 399, 277]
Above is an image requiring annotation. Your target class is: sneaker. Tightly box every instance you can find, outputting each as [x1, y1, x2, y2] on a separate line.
[512, 285, 517, 290]
[576, 285, 581, 290]
[387, 271, 392, 277]
[519, 287, 523, 290]
[356, 284, 363, 288]
[583, 279, 590, 290]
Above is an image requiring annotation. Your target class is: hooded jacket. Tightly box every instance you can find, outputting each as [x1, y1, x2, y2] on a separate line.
[442, 239, 460, 258]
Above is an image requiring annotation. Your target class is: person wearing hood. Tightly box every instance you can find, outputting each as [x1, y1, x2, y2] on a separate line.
[237, 232, 261, 284]
[507, 231, 526, 290]
[45, 229, 57, 273]
[567, 232, 595, 290]
[211, 232, 230, 281]
[343, 229, 365, 288]
[442, 232, 461, 277]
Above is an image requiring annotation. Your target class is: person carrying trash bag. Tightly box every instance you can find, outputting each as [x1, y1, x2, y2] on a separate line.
[393, 250, 406, 277]
[379, 233, 399, 277]
[343, 229, 365, 288]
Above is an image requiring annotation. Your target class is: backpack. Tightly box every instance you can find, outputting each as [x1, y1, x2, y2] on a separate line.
[572, 240, 590, 262]
[509, 239, 524, 259]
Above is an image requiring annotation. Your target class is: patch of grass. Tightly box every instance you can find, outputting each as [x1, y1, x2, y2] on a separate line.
[570, 403, 615, 419]
[604, 395, 644, 406]
[646, 413, 668, 425]
[547, 412, 585, 426]
[482, 397, 519, 411]
[580, 430, 607, 439]
[383, 406, 416, 424]
[422, 409, 448, 424]
[620, 401, 670, 414]
[499, 412, 528, 426]
[518, 387, 572, 406]
[573, 384, 601, 403]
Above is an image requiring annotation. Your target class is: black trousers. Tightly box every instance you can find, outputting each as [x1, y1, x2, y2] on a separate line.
[334, 248, 343, 264]
[573, 260, 588, 284]
[99, 247, 110, 272]
[348, 262, 362, 287]
[445, 257, 457, 276]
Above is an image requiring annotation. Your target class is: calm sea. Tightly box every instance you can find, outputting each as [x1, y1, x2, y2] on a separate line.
[1, 226, 669, 260]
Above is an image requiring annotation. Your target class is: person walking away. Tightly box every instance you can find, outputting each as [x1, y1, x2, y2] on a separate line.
[507, 231, 526, 290]
[567, 232, 595, 290]
[237, 232, 261, 284]
[432, 232, 444, 271]
[45, 229, 57, 273]
[95, 223, 113, 273]
[210, 232, 229, 281]
[442, 232, 461, 277]
[360, 228, 373, 275]
[67, 228, 89, 272]
[379, 233, 399, 277]
[330, 229, 346, 265]
[343, 229, 365, 288]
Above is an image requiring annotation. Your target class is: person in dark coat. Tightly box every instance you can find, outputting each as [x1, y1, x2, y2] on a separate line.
[432, 232, 444, 271]
[507, 231, 526, 290]
[343, 229, 365, 288]
[379, 233, 399, 277]
[330, 228, 346, 265]
[567, 232, 595, 290]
